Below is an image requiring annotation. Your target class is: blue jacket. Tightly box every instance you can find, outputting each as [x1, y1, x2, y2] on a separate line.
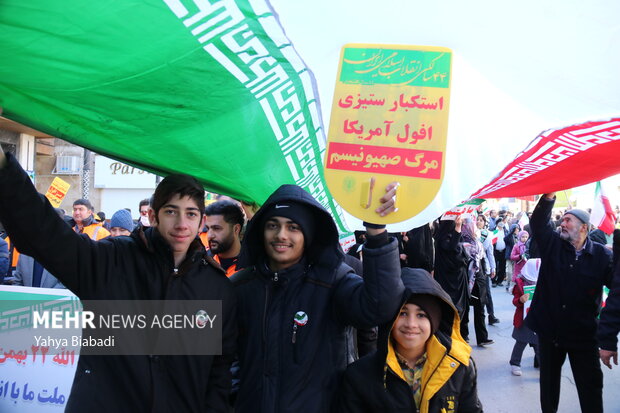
[13, 254, 65, 288]
[526, 196, 613, 347]
[231, 184, 404, 413]
[504, 224, 519, 260]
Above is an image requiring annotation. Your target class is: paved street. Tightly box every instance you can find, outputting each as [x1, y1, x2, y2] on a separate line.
[470, 284, 620, 413]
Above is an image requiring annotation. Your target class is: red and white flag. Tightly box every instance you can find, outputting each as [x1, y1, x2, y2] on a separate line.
[469, 118, 620, 199]
[591, 181, 617, 235]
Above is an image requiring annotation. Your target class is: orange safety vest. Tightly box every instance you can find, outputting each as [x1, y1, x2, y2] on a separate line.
[212, 254, 238, 278]
[5, 236, 20, 270]
[74, 222, 110, 240]
[199, 232, 209, 250]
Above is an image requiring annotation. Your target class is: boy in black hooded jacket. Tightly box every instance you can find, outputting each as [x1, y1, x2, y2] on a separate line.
[231, 183, 404, 413]
[339, 268, 483, 413]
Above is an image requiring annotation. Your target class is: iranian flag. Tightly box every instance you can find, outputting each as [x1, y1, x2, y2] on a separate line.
[591, 181, 617, 235]
[0, 0, 351, 239]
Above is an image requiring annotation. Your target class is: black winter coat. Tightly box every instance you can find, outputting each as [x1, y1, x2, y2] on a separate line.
[526, 196, 613, 348]
[504, 224, 519, 260]
[433, 221, 469, 319]
[598, 258, 620, 351]
[0, 153, 237, 412]
[339, 268, 483, 413]
[403, 224, 434, 272]
[231, 184, 404, 413]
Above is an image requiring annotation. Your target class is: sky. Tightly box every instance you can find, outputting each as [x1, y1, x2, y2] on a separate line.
[269, 0, 620, 229]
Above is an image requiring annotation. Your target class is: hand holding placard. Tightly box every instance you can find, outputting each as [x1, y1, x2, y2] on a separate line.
[324, 44, 452, 224]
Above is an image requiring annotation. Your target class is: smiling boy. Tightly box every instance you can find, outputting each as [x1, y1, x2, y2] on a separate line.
[231, 183, 404, 413]
[0, 146, 236, 412]
[339, 269, 482, 412]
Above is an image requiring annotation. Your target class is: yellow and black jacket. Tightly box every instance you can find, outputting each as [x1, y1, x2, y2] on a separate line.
[339, 268, 483, 413]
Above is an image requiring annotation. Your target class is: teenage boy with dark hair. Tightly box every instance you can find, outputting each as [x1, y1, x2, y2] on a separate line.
[231, 183, 404, 413]
[0, 146, 237, 412]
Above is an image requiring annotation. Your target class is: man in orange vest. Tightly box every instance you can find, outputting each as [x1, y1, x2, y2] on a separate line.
[204, 200, 244, 277]
[72, 198, 110, 240]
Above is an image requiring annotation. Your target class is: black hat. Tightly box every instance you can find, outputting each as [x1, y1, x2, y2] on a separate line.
[261, 201, 316, 246]
[407, 294, 443, 334]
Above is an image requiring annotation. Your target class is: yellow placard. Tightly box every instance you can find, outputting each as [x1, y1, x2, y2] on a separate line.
[324, 44, 452, 224]
[45, 177, 71, 208]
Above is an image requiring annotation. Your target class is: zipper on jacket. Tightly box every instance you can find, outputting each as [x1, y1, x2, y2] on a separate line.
[292, 323, 299, 363]
[262, 283, 271, 344]
[420, 349, 449, 400]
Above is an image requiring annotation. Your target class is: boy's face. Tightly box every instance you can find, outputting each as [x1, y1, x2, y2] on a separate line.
[263, 216, 304, 271]
[392, 303, 431, 355]
[148, 194, 205, 259]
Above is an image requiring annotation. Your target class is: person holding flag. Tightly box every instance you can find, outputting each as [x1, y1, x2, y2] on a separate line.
[526, 192, 613, 413]
[0, 144, 237, 412]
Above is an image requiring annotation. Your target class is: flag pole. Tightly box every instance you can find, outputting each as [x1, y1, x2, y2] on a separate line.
[564, 190, 572, 208]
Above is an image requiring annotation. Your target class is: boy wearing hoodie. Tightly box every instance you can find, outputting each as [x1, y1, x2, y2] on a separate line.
[339, 268, 482, 413]
[231, 183, 404, 413]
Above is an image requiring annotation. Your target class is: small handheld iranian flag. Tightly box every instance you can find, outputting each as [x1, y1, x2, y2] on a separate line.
[591, 181, 617, 235]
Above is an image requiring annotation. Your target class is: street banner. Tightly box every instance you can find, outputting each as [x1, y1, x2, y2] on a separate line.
[469, 118, 620, 199]
[440, 199, 484, 221]
[325, 44, 452, 223]
[44, 177, 71, 208]
[0, 286, 77, 412]
[0, 0, 350, 237]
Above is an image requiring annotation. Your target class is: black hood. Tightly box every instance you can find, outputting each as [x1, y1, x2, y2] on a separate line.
[238, 184, 343, 271]
[377, 268, 462, 358]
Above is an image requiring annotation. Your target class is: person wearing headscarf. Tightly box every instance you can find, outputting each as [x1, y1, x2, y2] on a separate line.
[509, 258, 540, 376]
[492, 218, 509, 287]
[461, 217, 493, 347]
[510, 230, 529, 283]
[504, 223, 520, 291]
[432, 216, 470, 340]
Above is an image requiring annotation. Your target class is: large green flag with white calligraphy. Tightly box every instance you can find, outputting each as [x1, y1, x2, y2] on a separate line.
[0, 0, 350, 236]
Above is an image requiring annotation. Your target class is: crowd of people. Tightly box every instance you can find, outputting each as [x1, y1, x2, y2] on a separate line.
[1, 142, 620, 412]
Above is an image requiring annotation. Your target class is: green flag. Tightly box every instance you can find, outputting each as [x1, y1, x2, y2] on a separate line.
[0, 0, 350, 235]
